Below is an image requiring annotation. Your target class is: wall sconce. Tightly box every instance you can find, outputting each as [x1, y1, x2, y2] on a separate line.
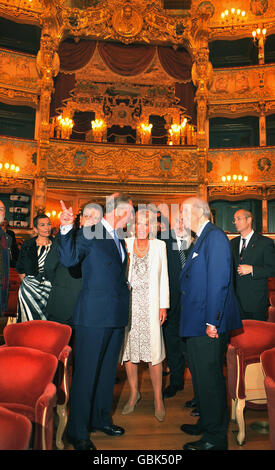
[46, 210, 62, 227]
[168, 119, 196, 146]
[220, 8, 246, 29]
[252, 27, 267, 43]
[138, 122, 153, 145]
[91, 119, 106, 143]
[221, 174, 248, 194]
[57, 115, 74, 139]
[0, 162, 20, 185]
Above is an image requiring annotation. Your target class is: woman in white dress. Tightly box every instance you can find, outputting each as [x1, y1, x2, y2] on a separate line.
[121, 209, 169, 421]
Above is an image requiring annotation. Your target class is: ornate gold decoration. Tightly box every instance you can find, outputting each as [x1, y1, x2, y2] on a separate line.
[47, 141, 198, 183]
[112, 3, 143, 38]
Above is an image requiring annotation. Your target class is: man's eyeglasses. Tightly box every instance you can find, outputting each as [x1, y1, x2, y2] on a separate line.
[232, 216, 249, 224]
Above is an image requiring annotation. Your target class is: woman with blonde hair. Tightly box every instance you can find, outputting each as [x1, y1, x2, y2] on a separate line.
[121, 209, 169, 421]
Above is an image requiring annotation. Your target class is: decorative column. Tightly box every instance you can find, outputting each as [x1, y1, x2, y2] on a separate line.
[191, 11, 213, 201]
[34, 13, 61, 214]
[258, 36, 265, 65]
[259, 101, 266, 147]
[262, 185, 268, 233]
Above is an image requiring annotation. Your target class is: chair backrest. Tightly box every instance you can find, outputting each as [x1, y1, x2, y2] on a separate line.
[4, 320, 72, 358]
[267, 306, 275, 323]
[0, 346, 57, 407]
[261, 347, 275, 380]
[230, 320, 275, 362]
[269, 292, 275, 307]
[0, 406, 31, 450]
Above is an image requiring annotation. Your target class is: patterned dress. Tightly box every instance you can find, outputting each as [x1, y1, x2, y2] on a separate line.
[122, 252, 152, 363]
[17, 243, 52, 322]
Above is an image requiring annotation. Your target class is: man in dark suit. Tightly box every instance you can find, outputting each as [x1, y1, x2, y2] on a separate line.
[179, 197, 241, 451]
[59, 193, 133, 450]
[0, 202, 9, 316]
[231, 209, 275, 321]
[163, 213, 193, 398]
[1, 218, 19, 268]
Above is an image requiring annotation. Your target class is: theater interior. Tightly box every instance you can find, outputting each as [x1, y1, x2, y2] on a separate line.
[0, 0, 274, 452]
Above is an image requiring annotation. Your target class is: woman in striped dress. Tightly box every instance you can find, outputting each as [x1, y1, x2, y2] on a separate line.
[16, 214, 53, 322]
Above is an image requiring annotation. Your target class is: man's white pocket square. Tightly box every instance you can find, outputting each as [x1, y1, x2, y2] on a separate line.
[192, 252, 199, 259]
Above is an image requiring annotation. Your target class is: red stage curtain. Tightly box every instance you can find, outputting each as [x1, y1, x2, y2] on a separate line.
[51, 41, 196, 124]
[175, 82, 197, 125]
[157, 46, 192, 81]
[50, 72, 75, 117]
[58, 39, 97, 72]
[51, 40, 96, 116]
[98, 42, 155, 76]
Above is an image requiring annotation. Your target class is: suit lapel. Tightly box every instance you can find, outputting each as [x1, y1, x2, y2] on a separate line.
[241, 232, 258, 262]
[232, 236, 241, 262]
[96, 223, 123, 263]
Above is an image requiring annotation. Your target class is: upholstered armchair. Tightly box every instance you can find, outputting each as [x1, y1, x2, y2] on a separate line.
[261, 347, 275, 450]
[227, 320, 275, 445]
[3, 320, 72, 450]
[0, 406, 32, 450]
[0, 346, 57, 450]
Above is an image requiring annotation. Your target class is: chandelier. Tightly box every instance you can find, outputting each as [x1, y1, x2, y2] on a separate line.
[0, 162, 20, 185]
[221, 174, 248, 194]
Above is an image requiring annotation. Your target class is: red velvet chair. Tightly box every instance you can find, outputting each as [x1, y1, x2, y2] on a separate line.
[227, 320, 275, 445]
[3, 320, 72, 450]
[0, 406, 32, 450]
[261, 347, 275, 450]
[0, 346, 57, 450]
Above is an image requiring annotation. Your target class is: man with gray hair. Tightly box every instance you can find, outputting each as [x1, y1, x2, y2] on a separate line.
[231, 208, 275, 321]
[179, 197, 241, 451]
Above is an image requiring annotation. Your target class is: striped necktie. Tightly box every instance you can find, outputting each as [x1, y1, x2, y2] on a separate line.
[240, 238, 246, 261]
[179, 239, 187, 267]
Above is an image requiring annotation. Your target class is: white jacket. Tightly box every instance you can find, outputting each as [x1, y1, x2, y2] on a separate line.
[121, 238, 170, 366]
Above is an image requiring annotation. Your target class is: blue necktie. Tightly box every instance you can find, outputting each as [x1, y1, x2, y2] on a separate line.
[113, 230, 122, 260]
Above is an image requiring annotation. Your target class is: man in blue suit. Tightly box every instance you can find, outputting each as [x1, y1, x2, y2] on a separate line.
[179, 197, 242, 451]
[59, 193, 133, 450]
